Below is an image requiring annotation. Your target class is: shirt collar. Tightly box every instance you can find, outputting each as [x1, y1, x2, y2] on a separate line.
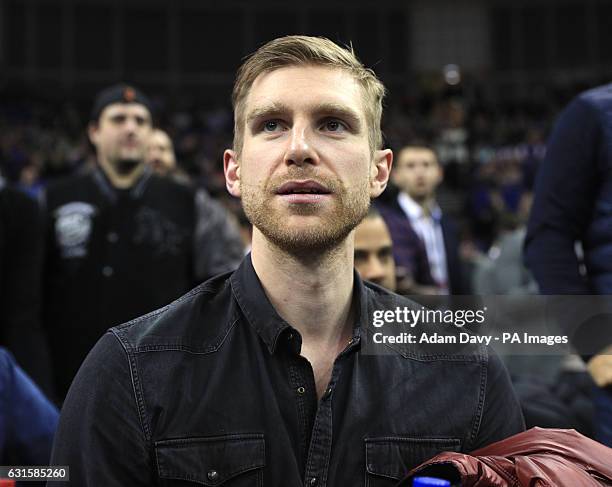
[230, 253, 366, 354]
[397, 192, 442, 221]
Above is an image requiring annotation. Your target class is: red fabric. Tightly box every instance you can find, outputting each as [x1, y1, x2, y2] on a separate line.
[403, 428, 612, 486]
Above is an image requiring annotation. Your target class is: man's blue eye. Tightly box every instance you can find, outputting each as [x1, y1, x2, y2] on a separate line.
[325, 120, 344, 131]
[264, 121, 279, 132]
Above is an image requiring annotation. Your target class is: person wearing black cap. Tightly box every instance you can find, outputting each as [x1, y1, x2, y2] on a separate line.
[87, 84, 155, 188]
[41, 83, 244, 399]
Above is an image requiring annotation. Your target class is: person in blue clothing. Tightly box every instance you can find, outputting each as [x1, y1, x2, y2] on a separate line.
[0, 347, 58, 464]
[525, 83, 612, 446]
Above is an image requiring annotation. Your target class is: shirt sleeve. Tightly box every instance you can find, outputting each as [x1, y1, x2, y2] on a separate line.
[470, 349, 525, 451]
[192, 189, 244, 282]
[524, 96, 601, 294]
[49, 333, 153, 486]
[1, 348, 58, 465]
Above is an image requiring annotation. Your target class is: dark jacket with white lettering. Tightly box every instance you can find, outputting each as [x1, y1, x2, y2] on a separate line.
[42, 167, 243, 398]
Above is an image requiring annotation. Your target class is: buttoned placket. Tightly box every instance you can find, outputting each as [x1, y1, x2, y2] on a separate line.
[297, 334, 360, 487]
[284, 332, 318, 470]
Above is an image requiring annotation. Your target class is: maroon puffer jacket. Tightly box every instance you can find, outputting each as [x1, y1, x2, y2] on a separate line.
[399, 427, 612, 486]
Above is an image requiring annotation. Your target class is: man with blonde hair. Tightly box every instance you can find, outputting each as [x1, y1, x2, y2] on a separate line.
[51, 36, 523, 485]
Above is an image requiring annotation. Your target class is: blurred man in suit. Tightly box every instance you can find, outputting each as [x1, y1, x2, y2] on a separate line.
[378, 144, 465, 294]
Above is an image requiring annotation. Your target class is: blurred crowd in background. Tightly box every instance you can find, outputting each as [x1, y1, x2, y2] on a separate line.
[1, 75, 610, 468]
[1, 0, 612, 476]
[0, 78, 592, 266]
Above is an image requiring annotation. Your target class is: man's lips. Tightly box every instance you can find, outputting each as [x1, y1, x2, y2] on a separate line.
[121, 140, 140, 149]
[275, 180, 332, 204]
[275, 180, 331, 195]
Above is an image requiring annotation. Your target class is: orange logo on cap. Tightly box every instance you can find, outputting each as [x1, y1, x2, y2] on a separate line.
[123, 87, 136, 102]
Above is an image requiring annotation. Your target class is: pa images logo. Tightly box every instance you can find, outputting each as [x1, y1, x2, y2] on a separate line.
[54, 202, 97, 258]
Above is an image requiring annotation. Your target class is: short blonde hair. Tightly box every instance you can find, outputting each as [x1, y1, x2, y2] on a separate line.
[232, 35, 386, 153]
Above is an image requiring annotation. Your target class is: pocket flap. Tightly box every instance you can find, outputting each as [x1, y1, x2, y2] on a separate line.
[365, 436, 461, 480]
[155, 433, 265, 485]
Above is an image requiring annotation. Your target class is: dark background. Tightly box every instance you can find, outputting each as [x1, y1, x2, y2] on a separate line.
[3, 0, 612, 107]
[2, 0, 611, 251]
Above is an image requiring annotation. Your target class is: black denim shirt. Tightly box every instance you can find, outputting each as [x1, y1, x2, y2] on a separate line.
[50, 255, 524, 486]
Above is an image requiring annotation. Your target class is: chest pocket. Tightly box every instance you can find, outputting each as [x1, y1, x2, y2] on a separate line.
[365, 436, 461, 487]
[155, 433, 265, 486]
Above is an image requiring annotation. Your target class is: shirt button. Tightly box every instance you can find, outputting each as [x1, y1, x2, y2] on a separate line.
[107, 232, 119, 243]
[288, 333, 294, 340]
[297, 386, 305, 395]
[102, 266, 114, 277]
[207, 470, 219, 482]
[326, 387, 333, 396]
[309, 477, 318, 486]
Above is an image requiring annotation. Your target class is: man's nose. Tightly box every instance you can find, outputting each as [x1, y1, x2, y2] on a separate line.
[363, 256, 385, 282]
[123, 117, 140, 133]
[284, 125, 318, 166]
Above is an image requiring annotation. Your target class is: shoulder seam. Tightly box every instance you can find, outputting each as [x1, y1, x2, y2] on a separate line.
[112, 283, 214, 333]
[110, 330, 152, 444]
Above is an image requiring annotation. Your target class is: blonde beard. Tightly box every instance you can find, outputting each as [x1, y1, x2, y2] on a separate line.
[241, 180, 370, 256]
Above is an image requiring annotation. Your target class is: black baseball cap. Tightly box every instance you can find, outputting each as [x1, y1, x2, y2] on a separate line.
[90, 83, 154, 122]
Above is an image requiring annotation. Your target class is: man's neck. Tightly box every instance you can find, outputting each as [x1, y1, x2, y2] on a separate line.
[250, 229, 355, 347]
[98, 158, 145, 189]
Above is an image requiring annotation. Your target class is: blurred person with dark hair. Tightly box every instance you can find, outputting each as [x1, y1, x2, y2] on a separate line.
[473, 193, 536, 296]
[17, 161, 45, 200]
[378, 144, 465, 295]
[525, 83, 612, 446]
[353, 206, 396, 291]
[145, 128, 177, 177]
[42, 84, 244, 399]
[434, 98, 470, 168]
[0, 175, 54, 398]
[145, 128, 190, 186]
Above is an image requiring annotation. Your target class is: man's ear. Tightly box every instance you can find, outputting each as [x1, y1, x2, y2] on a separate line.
[369, 149, 393, 198]
[224, 149, 241, 198]
[87, 122, 99, 147]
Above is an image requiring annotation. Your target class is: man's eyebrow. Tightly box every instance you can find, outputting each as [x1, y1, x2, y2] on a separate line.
[245, 102, 363, 130]
[311, 102, 363, 130]
[246, 103, 289, 126]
